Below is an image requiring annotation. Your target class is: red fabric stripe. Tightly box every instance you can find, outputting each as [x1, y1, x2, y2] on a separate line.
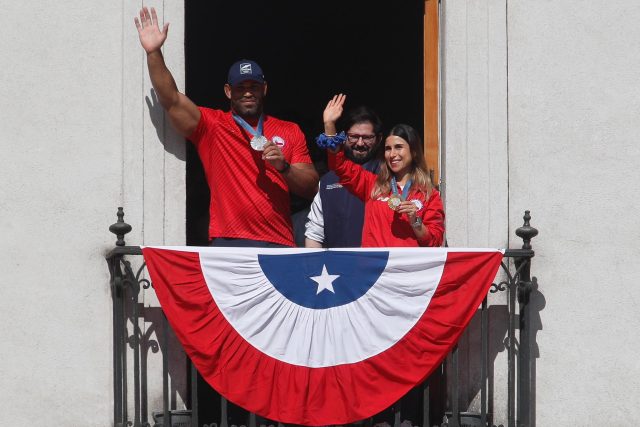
[142, 248, 503, 425]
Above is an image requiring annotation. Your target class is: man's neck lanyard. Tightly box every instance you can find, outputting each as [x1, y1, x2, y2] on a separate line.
[233, 113, 267, 151]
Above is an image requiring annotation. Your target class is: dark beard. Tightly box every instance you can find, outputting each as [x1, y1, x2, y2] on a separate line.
[231, 100, 263, 119]
[344, 145, 379, 165]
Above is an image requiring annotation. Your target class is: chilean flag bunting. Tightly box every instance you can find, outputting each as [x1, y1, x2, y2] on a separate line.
[142, 246, 504, 425]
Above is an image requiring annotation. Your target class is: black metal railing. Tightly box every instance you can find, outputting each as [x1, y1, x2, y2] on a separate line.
[442, 211, 538, 427]
[106, 208, 538, 427]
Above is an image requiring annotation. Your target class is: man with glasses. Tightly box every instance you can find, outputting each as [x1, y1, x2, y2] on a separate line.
[305, 102, 383, 247]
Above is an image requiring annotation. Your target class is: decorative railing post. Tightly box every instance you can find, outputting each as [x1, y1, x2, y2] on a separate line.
[106, 207, 199, 427]
[442, 210, 538, 427]
[515, 211, 538, 427]
[107, 208, 152, 427]
[107, 207, 133, 426]
[110, 207, 132, 247]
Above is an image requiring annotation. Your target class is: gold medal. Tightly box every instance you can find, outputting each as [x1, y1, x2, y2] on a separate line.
[387, 196, 402, 210]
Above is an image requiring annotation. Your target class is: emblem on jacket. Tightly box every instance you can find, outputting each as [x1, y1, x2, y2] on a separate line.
[326, 183, 343, 190]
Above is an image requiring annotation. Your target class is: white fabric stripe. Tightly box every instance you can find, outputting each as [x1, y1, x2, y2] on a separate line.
[197, 248, 447, 367]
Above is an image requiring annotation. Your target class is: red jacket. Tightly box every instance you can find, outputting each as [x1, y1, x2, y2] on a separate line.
[329, 151, 445, 247]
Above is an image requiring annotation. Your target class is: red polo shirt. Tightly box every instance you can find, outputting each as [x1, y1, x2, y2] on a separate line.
[189, 107, 312, 246]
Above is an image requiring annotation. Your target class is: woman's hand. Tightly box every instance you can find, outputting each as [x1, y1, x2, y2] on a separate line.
[323, 94, 346, 134]
[398, 200, 428, 239]
[397, 201, 418, 222]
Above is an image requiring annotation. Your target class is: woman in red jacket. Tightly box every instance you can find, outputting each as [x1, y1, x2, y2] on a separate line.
[318, 94, 445, 247]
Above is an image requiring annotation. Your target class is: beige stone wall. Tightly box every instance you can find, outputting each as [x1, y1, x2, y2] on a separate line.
[0, 1, 185, 424]
[443, 0, 640, 425]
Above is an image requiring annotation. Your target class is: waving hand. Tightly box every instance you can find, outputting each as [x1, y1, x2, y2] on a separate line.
[323, 94, 346, 136]
[134, 7, 169, 54]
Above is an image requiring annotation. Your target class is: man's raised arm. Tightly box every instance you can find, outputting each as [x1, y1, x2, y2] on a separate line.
[135, 7, 200, 137]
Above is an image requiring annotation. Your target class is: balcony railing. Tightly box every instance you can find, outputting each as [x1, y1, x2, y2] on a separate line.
[106, 209, 538, 427]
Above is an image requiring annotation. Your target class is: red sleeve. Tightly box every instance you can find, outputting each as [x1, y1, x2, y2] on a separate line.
[417, 190, 446, 247]
[187, 107, 225, 149]
[288, 124, 312, 165]
[328, 150, 377, 202]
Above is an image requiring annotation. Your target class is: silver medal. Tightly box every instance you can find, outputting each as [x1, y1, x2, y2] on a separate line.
[411, 199, 424, 211]
[250, 135, 268, 151]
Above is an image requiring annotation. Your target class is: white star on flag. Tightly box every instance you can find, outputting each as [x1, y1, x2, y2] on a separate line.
[309, 265, 340, 295]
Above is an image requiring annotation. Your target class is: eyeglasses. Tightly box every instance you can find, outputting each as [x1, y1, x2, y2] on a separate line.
[347, 133, 377, 143]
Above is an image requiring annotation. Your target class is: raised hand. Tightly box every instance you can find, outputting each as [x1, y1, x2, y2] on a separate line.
[323, 94, 346, 126]
[134, 7, 169, 54]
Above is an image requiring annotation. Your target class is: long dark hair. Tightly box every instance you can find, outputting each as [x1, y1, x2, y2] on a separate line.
[372, 124, 433, 199]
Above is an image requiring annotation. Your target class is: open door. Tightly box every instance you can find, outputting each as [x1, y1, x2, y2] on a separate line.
[186, 0, 427, 246]
[184, 3, 442, 424]
[424, 0, 440, 187]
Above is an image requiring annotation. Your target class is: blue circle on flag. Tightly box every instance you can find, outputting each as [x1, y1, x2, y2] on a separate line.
[258, 251, 389, 309]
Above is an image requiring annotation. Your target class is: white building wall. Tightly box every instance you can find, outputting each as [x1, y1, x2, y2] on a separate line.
[441, 0, 511, 422]
[0, 1, 185, 425]
[507, 1, 640, 424]
[444, 0, 640, 424]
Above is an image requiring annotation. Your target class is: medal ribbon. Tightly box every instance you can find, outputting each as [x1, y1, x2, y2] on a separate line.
[391, 176, 412, 201]
[232, 113, 264, 138]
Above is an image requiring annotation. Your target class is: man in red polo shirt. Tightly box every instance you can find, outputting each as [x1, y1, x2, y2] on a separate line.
[135, 7, 318, 247]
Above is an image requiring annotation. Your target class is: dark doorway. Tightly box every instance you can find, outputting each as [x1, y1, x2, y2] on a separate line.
[185, 0, 425, 247]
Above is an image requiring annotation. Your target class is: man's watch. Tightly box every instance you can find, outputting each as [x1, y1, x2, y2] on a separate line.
[277, 161, 291, 174]
[411, 216, 423, 228]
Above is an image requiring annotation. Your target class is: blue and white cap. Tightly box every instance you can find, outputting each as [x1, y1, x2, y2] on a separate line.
[227, 59, 265, 86]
